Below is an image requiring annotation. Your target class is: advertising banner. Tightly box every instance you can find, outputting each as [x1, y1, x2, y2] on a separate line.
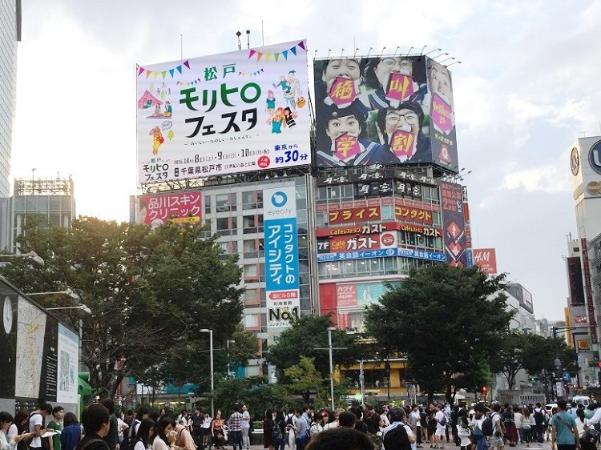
[472, 248, 498, 275]
[137, 40, 310, 184]
[394, 203, 433, 225]
[313, 56, 458, 172]
[263, 184, 300, 329]
[328, 206, 380, 224]
[0, 286, 17, 399]
[138, 191, 202, 225]
[317, 247, 446, 262]
[580, 238, 597, 342]
[317, 231, 398, 253]
[567, 256, 585, 306]
[316, 222, 440, 238]
[15, 296, 47, 399]
[40, 315, 58, 402]
[57, 324, 79, 404]
[440, 182, 467, 267]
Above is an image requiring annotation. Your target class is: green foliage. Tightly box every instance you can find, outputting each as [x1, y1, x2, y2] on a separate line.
[365, 264, 513, 401]
[284, 356, 327, 404]
[266, 315, 359, 380]
[0, 217, 245, 397]
[212, 377, 289, 418]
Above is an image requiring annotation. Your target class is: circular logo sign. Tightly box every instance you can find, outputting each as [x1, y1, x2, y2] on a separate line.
[589, 140, 601, 175]
[587, 181, 601, 196]
[257, 155, 270, 169]
[271, 191, 288, 208]
[381, 232, 395, 246]
[570, 147, 580, 176]
[3, 296, 13, 335]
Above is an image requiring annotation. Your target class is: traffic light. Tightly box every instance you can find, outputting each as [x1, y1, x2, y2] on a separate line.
[481, 386, 488, 393]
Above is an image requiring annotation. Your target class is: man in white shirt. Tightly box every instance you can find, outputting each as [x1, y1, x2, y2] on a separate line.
[382, 408, 416, 450]
[241, 406, 251, 450]
[29, 403, 52, 450]
[434, 407, 447, 449]
[409, 406, 422, 448]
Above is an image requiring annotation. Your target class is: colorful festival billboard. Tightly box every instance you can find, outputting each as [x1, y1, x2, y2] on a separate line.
[313, 56, 458, 172]
[137, 40, 311, 184]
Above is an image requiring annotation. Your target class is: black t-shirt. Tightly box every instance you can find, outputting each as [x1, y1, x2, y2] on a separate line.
[103, 415, 119, 450]
[77, 435, 110, 450]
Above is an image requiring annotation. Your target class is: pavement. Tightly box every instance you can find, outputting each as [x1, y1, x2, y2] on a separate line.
[230, 443, 555, 450]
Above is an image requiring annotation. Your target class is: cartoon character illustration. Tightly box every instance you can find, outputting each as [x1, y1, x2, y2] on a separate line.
[273, 75, 291, 93]
[271, 108, 285, 134]
[163, 101, 172, 118]
[283, 107, 296, 128]
[149, 126, 165, 155]
[283, 70, 300, 110]
[266, 90, 276, 116]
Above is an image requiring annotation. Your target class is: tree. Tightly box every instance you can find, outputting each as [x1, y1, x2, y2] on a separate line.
[284, 356, 327, 405]
[266, 315, 359, 380]
[490, 332, 530, 389]
[365, 264, 513, 403]
[212, 377, 289, 418]
[521, 335, 578, 376]
[0, 217, 244, 397]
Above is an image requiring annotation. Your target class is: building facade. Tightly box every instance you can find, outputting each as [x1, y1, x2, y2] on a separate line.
[0, 0, 21, 197]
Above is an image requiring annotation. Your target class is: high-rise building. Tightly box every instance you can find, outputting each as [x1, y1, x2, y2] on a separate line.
[0, 0, 21, 197]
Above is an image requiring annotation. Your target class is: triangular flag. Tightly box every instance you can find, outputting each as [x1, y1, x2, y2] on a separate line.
[176, 65, 183, 74]
[265, 52, 271, 61]
[169, 68, 175, 78]
[248, 49, 256, 59]
[183, 60, 190, 69]
[257, 52, 263, 61]
[161, 71, 167, 79]
[282, 50, 288, 60]
[290, 46, 297, 56]
[298, 40, 306, 51]
[274, 53, 280, 62]
[137, 66, 144, 76]
[153, 71, 159, 79]
[145, 70, 152, 78]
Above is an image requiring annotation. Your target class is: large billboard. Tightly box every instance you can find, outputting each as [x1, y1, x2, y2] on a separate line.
[263, 184, 300, 330]
[137, 40, 311, 184]
[57, 324, 79, 404]
[137, 191, 203, 225]
[440, 182, 467, 267]
[313, 56, 458, 172]
[472, 248, 498, 275]
[567, 256, 585, 306]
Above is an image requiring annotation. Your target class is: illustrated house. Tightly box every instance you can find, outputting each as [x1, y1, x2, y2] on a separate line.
[137, 90, 163, 109]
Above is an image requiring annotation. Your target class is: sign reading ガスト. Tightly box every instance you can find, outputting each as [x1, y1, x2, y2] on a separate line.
[137, 40, 310, 184]
[263, 184, 300, 330]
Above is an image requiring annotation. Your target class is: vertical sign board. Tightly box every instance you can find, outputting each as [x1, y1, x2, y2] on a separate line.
[581, 238, 598, 343]
[0, 286, 18, 400]
[57, 324, 79, 404]
[15, 296, 47, 399]
[40, 315, 58, 402]
[263, 183, 300, 330]
[440, 182, 467, 267]
[567, 256, 585, 306]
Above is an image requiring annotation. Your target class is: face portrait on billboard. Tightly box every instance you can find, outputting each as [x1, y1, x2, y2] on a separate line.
[315, 58, 365, 109]
[430, 63, 453, 104]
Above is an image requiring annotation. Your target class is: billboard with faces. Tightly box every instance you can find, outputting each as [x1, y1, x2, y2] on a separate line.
[313, 56, 458, 173]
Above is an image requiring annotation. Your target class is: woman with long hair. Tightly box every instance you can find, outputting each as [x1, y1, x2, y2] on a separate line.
[211, 411, 226, 450]
[152, 417, 174, 450]
[521, 408, 534, 447]
[60, 413, 82, 450]
[263, 410, 274, 450]
[6, 411, 33, 450]
[134, 418, 156, 450]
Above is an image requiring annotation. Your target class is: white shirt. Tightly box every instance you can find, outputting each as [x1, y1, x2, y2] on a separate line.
[435, 411, 446, 432]
[1, 431, 10, 450]
[323, 422, 338, 431]
[588, 408, 601, 425]
[514, 412, 523, 429]
[7, 424, 18, 450]
[201, 417, 212, 429]
[152, 437, 170, 450]
[134, 441, 150, 450]
[241, 412, 250, 430]
[29, 413, 44, 448]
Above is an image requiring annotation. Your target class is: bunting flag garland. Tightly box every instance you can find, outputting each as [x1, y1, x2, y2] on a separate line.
[176, 77, 203, 86]
[237, 68, 265, 77]
[136, 59, 191, 78]
[247, 40, 306, 62]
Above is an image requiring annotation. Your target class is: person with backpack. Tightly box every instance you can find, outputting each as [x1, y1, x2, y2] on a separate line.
[29, 404, 52, 450]
[488, 404, 506, 450]
[434, 407, 447, 449]
[382, 408, 415, 450]
[533, 404, 545, 443]
[76, 404, 111, 450]
[272, 412, 286, 450]
[550, 400, 579, 450]
[470, 406, 488, 450]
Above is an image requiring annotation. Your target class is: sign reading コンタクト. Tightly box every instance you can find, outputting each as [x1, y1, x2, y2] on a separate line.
[263, 184, 300, 330]
[137, 40, 310, 184]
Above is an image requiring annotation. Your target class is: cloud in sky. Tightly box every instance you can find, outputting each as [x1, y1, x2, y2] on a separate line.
[11, 0, 601, 320]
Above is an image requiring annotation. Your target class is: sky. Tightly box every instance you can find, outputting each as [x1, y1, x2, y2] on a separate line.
[10, 0, 601, 320]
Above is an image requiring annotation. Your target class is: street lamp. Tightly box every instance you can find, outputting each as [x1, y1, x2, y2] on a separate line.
[200, 329, 214, 417]
[0, 250, 44, 266]
[327, 327, 336, 411]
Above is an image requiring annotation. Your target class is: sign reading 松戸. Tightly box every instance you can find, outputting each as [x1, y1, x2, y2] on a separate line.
[137, 40, 310, 184]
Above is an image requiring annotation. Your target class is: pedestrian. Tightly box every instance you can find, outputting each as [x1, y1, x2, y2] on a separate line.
[227, 407, 243, 450]
[47, 407, 65, 450]
[210, 412, 226, 450]
[513, 407, 523, 445]
[338, 412, 356, 429]
[490, 404, 506, 450]
[263, 411, 274, 450]
[200, 412, 212, 450]
[285, 412, 296, 450]
[29, 403, 53, 450]
[152, 417, 174, 450]
[434, 407, 447, 449]
[272, 411, 286, 450]
[76, 404, 111, 450]
[550, 400, 578, 450]
[455, 411, 470, 450]
[292, 410, 309, 450]
[533, 404, 545, 443]
[132, 419, 155, 450]
[240, 407, 250, 450]
[521, 408, 534, 447]
[117, 412, 129, 447]
[7, 411, 33, 450]
[305, 428, 374, 450]
[382, 408, 414, 450]
[60, 413, 82, 450]
[349, 407, 367, 434]
[0, 412, 14, 450]
[174, 421, 197, 450]
[469, 406, 487, 450]
[502, 405, 517, 447]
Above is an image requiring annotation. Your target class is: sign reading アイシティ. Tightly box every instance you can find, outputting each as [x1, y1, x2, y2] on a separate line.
[137, 40, 310, 184]
[263, 184, 300, 330]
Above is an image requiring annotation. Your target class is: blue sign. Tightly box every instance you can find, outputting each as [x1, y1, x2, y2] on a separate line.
[271, 191, 288, 208]
[316, 247, 447, 263]
[264, 218, 300, 292]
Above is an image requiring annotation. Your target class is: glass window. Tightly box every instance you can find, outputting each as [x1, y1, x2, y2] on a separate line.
[245, 289, 259, 305]
[243, 239, 256, 257]
[316, 212, 327, 227]
[204, 194, 211, 214]
[244, 264, 258, 280]
[216, 193, 236, 212]
[216, 217, 237, 235]
[243, 215, 257, 233]
[318, 186, 327, 200]
[341, 184, 354, 199]
[327, 186, 340, 200]
[432, 211, 441, 227]
[381, 205, 394, 220]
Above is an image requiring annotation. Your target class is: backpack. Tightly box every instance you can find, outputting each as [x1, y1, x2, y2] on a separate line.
[439, 415, 447, 427]
[481, 417, 494, 437]
[534, 410, 544, 425]
[383, 424, 412, 450]
[272, 421, 283, 441]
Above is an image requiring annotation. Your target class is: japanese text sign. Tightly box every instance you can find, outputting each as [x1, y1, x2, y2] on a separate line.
[440, 181, 467, 267]
[394, 204, 432, 225]
[263, 184, 300, 330]
[137, 40, 311, 184]
[328, 206, 381, 224]
[139, 191, 202, 225]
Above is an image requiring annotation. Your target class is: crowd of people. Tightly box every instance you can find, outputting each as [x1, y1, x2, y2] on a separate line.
[2, 399, 600, 450]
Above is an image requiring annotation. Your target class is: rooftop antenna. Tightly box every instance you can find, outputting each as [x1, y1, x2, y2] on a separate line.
[236, 31, 242, 50]
[327, 49, 332, 58]
[314, 49, 318, 58]
[406, 46, 414, 56]
[393, 46, 400, 56]
[380, 46, 387, 56]
[340, 48, 344, 57]
[353, 47, 359, 57]
[425, 47, 441, 56]
[446, 60, 461, 68]
[246, 29, 250, 49]
[366, 47, 373, 57]
[420, 44, 428, 54]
